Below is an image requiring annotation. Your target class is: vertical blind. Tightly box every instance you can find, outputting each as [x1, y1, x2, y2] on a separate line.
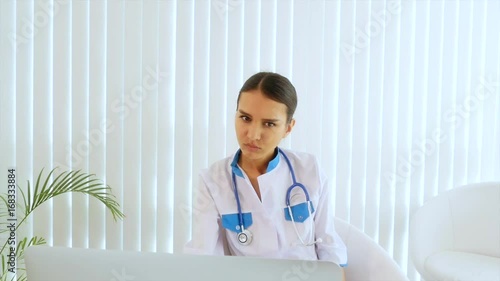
[1, 0, 499, 280]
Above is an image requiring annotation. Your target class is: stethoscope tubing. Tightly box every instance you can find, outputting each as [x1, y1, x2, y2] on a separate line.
[232, 171, 245, 232]
[232, 148, 316, 246]
[280, 148, 311, 205]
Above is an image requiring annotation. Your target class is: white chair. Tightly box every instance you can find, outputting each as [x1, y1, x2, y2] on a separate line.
[409, 182, 500, 281]
[334, 217, 409, 281]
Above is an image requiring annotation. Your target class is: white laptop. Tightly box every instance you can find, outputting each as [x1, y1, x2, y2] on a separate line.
[25, 246, 342, 281]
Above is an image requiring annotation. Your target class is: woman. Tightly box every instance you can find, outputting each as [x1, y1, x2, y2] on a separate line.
[184, 72, 347, 268]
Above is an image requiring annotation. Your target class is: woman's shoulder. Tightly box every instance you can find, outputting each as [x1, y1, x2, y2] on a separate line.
[200, 153, 235, 180]
[279, 148, 326, 182]
[279, 147, 319, 165]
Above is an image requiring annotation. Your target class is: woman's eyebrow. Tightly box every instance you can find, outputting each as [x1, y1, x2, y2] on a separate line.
[238, 109, 252, 116]
[238, 109, 281, 123]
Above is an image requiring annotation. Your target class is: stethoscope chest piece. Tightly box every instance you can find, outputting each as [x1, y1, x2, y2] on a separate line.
[237, 229, 253, 246]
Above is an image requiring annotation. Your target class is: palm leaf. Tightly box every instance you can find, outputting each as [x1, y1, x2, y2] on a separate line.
[1, 254, 7, 279]
[0, 168, 124, 281]
[0, 197, 10, 235]
[24, 168, 124, 221]
[15, 236, 46, 260]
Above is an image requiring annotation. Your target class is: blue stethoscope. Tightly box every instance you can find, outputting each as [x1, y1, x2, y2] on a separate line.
[232, 148, 321, 246]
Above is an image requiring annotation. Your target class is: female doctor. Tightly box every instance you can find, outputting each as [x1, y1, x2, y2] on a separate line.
[184, 72, 348, 270]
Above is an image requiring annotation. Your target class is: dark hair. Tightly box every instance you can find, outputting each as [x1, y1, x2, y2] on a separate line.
[237, 72, 297, 123]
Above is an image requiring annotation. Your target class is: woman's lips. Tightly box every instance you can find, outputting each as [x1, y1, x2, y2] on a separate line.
[245, 143, 260, 151]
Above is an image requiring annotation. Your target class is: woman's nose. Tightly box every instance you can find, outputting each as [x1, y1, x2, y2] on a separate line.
[247, 123, 262, 141]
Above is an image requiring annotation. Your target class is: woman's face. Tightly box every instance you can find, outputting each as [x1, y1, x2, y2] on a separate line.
[235, 89, 295, 164]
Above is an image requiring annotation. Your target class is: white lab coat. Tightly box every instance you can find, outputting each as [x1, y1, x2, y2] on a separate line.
[184, 148, 347, 266]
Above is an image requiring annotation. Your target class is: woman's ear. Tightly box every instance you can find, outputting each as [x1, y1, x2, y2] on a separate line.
[283, 119, 296, 138]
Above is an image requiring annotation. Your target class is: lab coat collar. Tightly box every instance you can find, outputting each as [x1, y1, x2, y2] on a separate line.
[230, 148, 281, 178]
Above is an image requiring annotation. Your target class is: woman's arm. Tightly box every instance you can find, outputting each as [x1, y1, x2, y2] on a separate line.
[313, 164, 348, 266]
[183, 174, 226, 255]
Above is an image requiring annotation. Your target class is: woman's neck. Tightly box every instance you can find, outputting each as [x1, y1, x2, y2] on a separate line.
[238, 149, 278, 176]
[239, 158, 268, 175]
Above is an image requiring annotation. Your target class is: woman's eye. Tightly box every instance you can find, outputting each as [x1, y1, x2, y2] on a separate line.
[240, 116, 250, 122]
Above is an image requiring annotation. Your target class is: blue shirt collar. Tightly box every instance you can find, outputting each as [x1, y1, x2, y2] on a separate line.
[230, 148, 281, 178]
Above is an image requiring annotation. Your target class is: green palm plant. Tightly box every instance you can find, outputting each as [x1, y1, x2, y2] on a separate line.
[0, 168, 124, 281]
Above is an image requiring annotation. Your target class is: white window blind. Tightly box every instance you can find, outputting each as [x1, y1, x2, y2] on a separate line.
[1, 1, 499, 280]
